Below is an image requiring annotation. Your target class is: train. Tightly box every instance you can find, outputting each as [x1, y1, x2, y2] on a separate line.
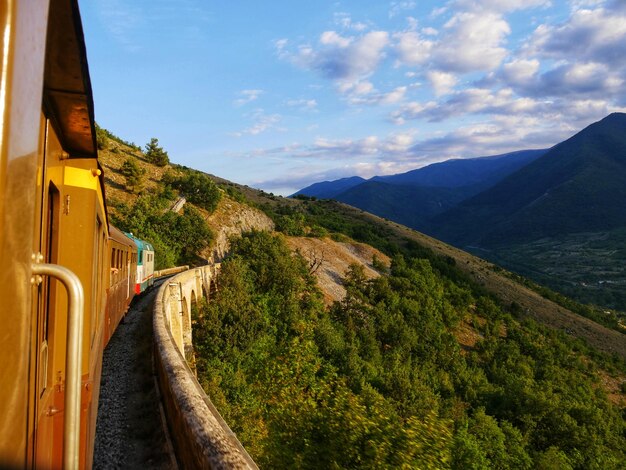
[0, 1, 156, 468]
[124, 232, 155, 295]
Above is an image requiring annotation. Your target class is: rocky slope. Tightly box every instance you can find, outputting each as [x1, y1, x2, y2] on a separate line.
[286, 237, 390, 305]
[202, 198, 275, 263]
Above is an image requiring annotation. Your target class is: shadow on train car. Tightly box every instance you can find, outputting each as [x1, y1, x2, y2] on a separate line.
[0, 1, 130, 468]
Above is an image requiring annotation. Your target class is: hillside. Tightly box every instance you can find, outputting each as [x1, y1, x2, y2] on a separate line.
[334, 180, 472, 232]
[97, 129, 625, 357]
[428, 113, 626, 312]
[98, 130, 626, 469]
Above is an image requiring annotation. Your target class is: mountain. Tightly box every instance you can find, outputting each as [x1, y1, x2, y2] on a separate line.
[371, 149, 546, 189]
[432, 113, 626, 247]
[324, 149, 546, 231]
[295, 150, 546, 203]
[292, 176, 366, 199]
[333, 181, 474, 232]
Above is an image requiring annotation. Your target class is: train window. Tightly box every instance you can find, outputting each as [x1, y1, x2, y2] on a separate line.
[91, 218, 102, 347]
[38, 183, 60, 395]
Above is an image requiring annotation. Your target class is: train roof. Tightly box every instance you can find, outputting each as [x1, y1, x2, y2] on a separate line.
[45, 0, 111, 227]
[44, 0, 97, 159]
[109, 225, 137, 249]
[123, 232, 154, 252]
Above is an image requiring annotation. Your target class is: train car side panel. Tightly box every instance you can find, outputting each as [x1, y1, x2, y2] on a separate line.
[105, 225, 137, 345]
[0, 1, 50, 467]
[59, 157, 109, 469]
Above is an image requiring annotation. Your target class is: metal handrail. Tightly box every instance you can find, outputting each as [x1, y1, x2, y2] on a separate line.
[32, 263, 84, 470]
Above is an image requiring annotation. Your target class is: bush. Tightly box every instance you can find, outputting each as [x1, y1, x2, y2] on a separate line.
[166, 170, 222, 213]
[120, 158, 145, 193]
[111, 194, 212, 268]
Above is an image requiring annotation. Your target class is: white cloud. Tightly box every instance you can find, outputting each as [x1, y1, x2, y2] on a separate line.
[290, 30, 390, 83]
[392, 88, 547, 122]
[234, 89, 264, 106]
[502, 58, 541, 87]
[389, 1, 417, 18]
[233, 110, 282, 137]
[453, 0, 552, 13]
[525, 5, 626, 67]
[320, 31, 352, 48]
[434, 12, 511, 73]
[427, 70, 458, 96]
[394, 10, 511, 74]
[394, 31, 434, 66]
[286, 99, 318, 111]
[348, 86, 408, 106]
[334, 12, 369, 31]
[408, 115, 568, 158]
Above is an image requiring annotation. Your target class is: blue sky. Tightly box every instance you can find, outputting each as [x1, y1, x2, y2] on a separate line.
[81, 0, 626, 195]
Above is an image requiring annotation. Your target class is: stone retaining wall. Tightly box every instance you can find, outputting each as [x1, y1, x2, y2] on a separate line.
[153, 264, 257, 469]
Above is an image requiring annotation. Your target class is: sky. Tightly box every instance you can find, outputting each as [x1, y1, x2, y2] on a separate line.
[81, 0, 626, 195]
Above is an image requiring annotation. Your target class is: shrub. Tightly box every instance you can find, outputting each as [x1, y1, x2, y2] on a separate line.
[120, 158, 145, 193]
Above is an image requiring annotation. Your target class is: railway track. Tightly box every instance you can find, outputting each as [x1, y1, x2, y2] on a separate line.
[94, 280, 177, 469]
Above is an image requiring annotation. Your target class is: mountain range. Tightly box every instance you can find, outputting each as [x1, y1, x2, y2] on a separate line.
[295, 113, 626, 310]
[294, 149, 548, 233]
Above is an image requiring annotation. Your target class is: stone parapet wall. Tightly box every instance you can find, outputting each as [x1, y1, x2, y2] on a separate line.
[153, 265, 257, 469]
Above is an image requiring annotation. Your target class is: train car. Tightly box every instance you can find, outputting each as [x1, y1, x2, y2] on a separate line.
[0, 1, 109, 468]
[125, 233, 155, 294]
[104, 226, 138, 345]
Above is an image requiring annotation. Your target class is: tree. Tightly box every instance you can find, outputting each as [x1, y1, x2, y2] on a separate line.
[120, 157, 145, 192]
[144, 137, 169, 166]
[95, 123, 108, 150]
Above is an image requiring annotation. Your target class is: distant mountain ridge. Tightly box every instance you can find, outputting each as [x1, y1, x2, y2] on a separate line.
[371, 149, 547, 188]
[293, 176, 366, 199]
[432, 112, 626, 246]
[294, 148, 547, 232]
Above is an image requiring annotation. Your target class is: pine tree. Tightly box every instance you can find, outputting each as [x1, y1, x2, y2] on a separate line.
[144, 137, 169, 166]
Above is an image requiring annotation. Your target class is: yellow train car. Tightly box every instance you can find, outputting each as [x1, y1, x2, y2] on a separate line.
[105, 225, 137, 345]
[0, 1, 109, 468]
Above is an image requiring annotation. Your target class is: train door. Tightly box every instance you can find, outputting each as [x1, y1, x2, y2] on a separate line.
[32, 117, 63, 468]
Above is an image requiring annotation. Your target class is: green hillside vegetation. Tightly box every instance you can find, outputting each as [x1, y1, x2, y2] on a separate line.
[193, 231, 626, 468]
[97, 128, 626, 468]
[263, 198, 626, 333]
[97, 129, 222, 269]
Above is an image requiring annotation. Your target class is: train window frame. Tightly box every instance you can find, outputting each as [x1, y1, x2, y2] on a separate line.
[38, 182, 60, 397]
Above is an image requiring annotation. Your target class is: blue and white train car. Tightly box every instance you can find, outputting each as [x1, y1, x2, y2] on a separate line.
[125, 233, 155, 294]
